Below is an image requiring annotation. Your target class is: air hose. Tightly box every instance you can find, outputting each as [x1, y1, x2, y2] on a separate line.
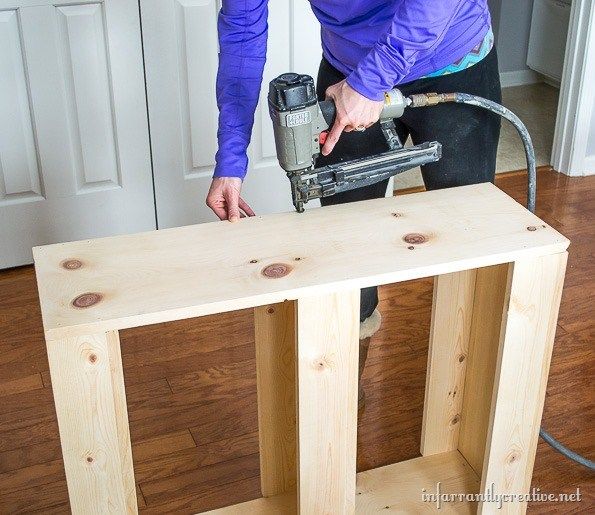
[407, 92, 594, 472]
[408, 92, 536, 212]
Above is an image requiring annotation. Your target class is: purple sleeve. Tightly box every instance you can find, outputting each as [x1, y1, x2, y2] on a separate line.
[214, 0, 268, 179]
[346, 0, 464, 100]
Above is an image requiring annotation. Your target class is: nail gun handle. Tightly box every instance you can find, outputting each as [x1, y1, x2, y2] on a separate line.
[319, 100, 336, 128]
[317, 88, 406, 132]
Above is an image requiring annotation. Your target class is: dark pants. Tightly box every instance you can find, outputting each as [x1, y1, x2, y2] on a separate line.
[316, 48, 502, 322]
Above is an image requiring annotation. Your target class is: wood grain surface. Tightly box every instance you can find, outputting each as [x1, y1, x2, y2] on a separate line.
[0, 168, 592, 513]
[204, 450, 479, 514]
[254, 301, 297, 497]
[295, 291, 359, 514]
[33, 183, 568, 340]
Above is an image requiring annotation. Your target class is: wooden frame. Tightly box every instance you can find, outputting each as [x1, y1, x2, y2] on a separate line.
[34, 184, 569, 514]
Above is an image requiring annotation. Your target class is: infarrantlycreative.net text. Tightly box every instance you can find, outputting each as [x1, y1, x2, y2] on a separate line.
[422, 482, 582, 509]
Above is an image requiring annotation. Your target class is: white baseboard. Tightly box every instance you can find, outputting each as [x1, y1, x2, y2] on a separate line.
[581, 155, 595, 176]
[500, 69, 542, 88]
[556, 155, 595, 176]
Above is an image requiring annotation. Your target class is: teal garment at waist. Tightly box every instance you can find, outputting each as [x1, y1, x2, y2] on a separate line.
[422, 28, 494, 79]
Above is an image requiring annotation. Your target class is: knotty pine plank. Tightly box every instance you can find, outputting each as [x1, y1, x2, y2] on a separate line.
[34, 183, 568, 340]
[0, 169, 592, 514]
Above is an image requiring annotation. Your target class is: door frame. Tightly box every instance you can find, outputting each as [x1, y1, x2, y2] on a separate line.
[551, 0, 595, 176]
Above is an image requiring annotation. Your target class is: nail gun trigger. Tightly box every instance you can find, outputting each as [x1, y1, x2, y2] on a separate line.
[318, 131, 328, 146]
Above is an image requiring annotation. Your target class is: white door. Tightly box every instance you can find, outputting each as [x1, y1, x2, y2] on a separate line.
[527, 0, 572, 82]
[0, 0, 155, 268]
[141, 0, 321, 228]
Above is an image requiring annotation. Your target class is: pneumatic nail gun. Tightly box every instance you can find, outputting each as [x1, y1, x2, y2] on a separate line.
[268, 73, 442, 212]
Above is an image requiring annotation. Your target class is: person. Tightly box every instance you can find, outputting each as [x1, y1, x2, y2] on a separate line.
[206, 0, 501, 408]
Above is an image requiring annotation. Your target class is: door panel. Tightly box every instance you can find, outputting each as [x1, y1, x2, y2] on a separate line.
[175, 0, 219, 179]
[0, 0, 155, 268]
[0, 9, 42, 205]
[56, 3, 120, 191]
[142, 0, 321, 228]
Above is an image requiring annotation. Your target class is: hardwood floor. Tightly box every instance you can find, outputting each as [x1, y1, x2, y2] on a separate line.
[0, 168, 593, 514]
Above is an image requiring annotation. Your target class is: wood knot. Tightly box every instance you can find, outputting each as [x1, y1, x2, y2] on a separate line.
[267, 307, 275, 314]
[407, 246, 415, 250]
[451, 414, 460, 425]
[61, 259, 82, 270]
[527, 226, 537, 231]
[88, 353, 98, 364]
[249, 259, 259, 264]
[403, 233, 428, 245]
[507, 451, 521, 464]
[72, 292, 102, 308]
[391, 212, 402, 218]
[313, 357, 331, 371]
[458, 354, 466, 363]
[294, 257, 302, 261]
[86, 455, 94, 463]
[261, 263, 292, 278]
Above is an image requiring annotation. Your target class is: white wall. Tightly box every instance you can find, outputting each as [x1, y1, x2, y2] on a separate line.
[494, 0, 534, 73]
[588, 103, 595, 157]
[489, 0, 540, 87]
[584, 100, 595, 173]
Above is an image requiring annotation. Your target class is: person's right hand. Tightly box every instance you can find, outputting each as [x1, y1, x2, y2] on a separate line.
[206, 177, 255, 222]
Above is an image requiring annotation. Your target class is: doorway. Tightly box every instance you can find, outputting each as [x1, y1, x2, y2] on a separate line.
[493, 0, 568, 174]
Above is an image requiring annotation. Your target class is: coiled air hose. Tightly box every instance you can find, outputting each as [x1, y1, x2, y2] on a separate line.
[407, 91, 595, 471]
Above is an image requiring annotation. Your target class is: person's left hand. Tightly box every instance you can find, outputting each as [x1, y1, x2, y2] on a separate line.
[321, 79, 384, 156]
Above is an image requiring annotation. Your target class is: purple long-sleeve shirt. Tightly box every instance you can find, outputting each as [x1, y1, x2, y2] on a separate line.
[214, 0, 492, 179]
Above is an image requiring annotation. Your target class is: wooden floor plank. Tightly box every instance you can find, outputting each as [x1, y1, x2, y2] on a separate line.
[0, 373, 43, 398]
[122, 342, 254, 388]
[0, 459, 66, 494]
[139, 453, 260, 506]
[0, 480, 69, 514]
[166, 359, 256, 396]
[132, 429, 197, 463]
[139, 476, 263, 515]
[0, 439, 62, 474]
[134, 431, 259, 484]
[0, 415, 60, 453]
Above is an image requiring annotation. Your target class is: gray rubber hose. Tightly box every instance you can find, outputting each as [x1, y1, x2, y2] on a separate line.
[407, 92, 594, 471]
